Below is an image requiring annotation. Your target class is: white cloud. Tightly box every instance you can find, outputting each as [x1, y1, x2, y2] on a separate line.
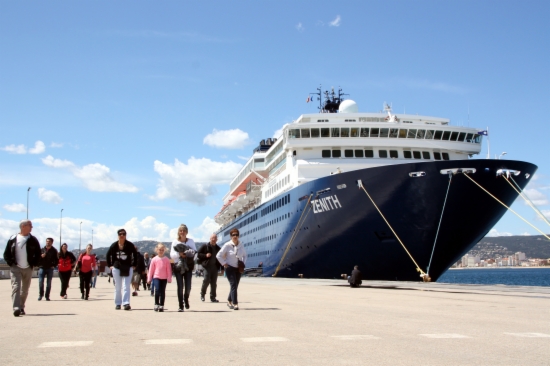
[486, 228, 513, 237]
[29, 141, 46, 154]
[189, 216, 219, 242]
[3, 203, 26, 213]
[203, 129, 250, 149]
[41, 155, 139, 193]
[237, 156, 249, 161]
[37, 188, 63, 204]
[151, 157, 243, 205]
[523, 188, 549, 206]
[329, 15, 341, 27]
[50, 142, 64, 148]
[2, 144, 27, 154]
[0, 218, 20, 242]
[296, 22, 304, 32]
[1, 141, 46, 154]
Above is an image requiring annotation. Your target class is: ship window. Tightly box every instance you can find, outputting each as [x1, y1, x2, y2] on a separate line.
[422, 151, 431, 159]
[425, 130, 434, 139]
[322, 150, 331, 158]
[442, 131, 451, 140]
[407, 129, 417, 138]
[465, 133, 474, 142]
[289, 129, 300, 138]
[332, 149, 341, 158]
[380, 128, 389, 138]
[450, 131, 459, 141]
[370, 128, 379, 138]
[413, 151, 421, 159]
[341, 128, 350, 137]
[301, 129, 310, 138]
[389, 150, 398, 158]
[311, 128, 320, 138]
[365, 149, 374, 158]
[404, 151, 412, 159]
[355, 149, 364, 158]
[350, 128, 359, 137]
[434, 130, 443, 140]
[417, 129, 426, 139]
[474, 135, 481, 143]
[321, 128, 330, 137]
[389, 128, 399, 138]
[331, 128, 340, 137]
[458, 132, 466, 142]
[360, 128, 369, 137]
[398, 129, 407, 138]
[442, 152, 450, 160]
[344, 149, 354, 158]
[379, 150, 388, 158]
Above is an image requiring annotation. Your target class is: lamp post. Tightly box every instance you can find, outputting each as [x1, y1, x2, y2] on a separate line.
[26, 187, 31, 219]
[79, 221, 82, 253]
[499, 152, 507, 160]
[60, 209, 64, 245]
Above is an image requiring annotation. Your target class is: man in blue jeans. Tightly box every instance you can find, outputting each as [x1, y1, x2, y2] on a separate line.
[38, 238, 58, 301]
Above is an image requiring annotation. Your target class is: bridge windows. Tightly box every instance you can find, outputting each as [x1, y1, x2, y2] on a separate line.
[434, 152, 441, 160]
[390, 150, 399, 158]
[311, 128, 320, 138]
[379, 150, 388, 158]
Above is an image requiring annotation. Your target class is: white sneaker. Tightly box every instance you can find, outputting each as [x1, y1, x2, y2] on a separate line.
[158, 306, 164, 312]
[154, 305, 159, 312]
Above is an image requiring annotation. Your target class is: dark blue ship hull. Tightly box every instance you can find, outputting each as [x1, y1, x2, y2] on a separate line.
[217, 159, 537, 281]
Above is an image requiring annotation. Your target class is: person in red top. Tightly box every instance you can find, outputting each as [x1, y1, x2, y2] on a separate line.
[58, 243, 76, 299]
[75, 244, 96, 300]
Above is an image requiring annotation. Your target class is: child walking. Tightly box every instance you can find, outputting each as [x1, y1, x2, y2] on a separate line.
[147, 243, 172, 312]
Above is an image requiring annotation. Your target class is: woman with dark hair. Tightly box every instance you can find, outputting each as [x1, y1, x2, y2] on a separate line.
[170, 224, 196, 312]
[57, 243, 76, 299]
[216, 228, 247, 310]
[75, 244, 96, 300]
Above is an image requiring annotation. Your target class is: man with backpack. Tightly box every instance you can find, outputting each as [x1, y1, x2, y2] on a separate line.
[3, 220, 42, 317]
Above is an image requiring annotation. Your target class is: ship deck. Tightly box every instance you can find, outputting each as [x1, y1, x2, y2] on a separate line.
[0, 276, 548, 365]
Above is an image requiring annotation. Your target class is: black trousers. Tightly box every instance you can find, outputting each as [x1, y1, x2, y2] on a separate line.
[225, 266, 241, 305]
[174, 271, 192, 308]
[59, 271, 72, 296]
[200, 266, 218, 300]
[79, 271, 92, 297]
[140, 273, 147, 290]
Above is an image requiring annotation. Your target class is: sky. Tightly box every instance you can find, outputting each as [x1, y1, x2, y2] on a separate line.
[1, 1, 549, 251]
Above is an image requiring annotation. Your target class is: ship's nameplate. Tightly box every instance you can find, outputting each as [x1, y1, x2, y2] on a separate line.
[312, 195, 342, 214]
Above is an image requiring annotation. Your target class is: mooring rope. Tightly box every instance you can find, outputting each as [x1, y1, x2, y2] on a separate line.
[462, 173, 550, 241]
[427, 173, 453, 277]
[273, 194, 313, 277]
[358, 182, 426, 277]
[503, 175, 550, 228]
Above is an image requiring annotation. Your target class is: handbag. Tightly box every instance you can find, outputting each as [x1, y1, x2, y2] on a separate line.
[237, 259, 245, 274]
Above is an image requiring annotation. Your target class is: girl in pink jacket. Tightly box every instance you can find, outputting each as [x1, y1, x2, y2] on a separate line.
[147, 243, 172, 312]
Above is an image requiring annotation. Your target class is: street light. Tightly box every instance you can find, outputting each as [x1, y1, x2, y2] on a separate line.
[60, 209, 64, 245]
[26, 187, 31, 219]
[499, 152, 507, 160]
[79, 221, 83, 253]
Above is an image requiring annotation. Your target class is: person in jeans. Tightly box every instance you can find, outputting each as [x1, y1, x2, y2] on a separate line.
[216, 228, 247, 311]
[147, 243, 172, 312]
[106, 228, 137, 310]
[142, 252, 151, 290]
[170, 224, 196, 312]
[37, 237, 58, 301]
[76, 244, 96, 300]
[3, 219, 41, 317]
[197, 233, 221, 302]
[57, 243, 76, 299]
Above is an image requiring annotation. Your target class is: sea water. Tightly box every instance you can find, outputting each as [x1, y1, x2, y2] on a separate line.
[437, 267, 550, 287]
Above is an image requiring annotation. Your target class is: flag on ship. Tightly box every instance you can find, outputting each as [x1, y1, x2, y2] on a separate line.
[477, 130, 488, 136]
[306, 95, 311, 103]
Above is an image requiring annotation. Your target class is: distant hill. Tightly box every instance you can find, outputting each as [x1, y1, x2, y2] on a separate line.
[73, 241, 208, 260]
[467, 235, 550, 259]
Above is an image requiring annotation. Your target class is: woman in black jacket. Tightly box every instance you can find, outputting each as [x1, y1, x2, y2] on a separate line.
[106, 229, 137, 310]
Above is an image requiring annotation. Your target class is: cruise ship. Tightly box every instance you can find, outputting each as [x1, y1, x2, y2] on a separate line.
[214, 87, 537, 281]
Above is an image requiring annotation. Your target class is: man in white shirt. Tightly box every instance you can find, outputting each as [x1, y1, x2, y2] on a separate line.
[3, 220, 42, 317]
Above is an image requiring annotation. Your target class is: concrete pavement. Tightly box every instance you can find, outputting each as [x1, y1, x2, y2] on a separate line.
[0, 275, 548, 365]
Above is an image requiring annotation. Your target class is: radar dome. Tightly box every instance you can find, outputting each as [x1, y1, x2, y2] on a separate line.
[338, 99, 358, 113]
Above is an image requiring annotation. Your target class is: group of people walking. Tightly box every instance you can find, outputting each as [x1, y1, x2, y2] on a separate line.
[4, 219, 248, 316]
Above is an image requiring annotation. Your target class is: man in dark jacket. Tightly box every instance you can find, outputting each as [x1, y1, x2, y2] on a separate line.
[3, 220, 42, 316]
[197, 234, 222, 302]
[348, 265, 362, 288]
[106, 228, 137, 310]
[38, 237, 58, 301]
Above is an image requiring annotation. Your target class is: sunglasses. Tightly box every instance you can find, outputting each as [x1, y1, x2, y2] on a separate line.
[231, 234, 239, 237]
[118, 232, 126, 236]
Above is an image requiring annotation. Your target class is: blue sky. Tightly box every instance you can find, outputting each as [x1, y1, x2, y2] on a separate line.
[1, 1, 549, 250]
